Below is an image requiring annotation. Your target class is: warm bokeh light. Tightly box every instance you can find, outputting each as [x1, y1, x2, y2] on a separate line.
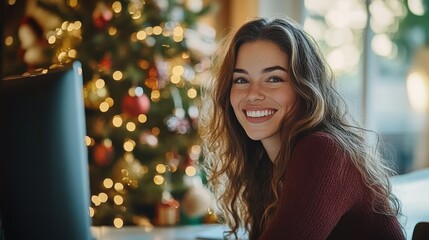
[5, 36, 13, 46]
[172, 65, 184, 76]
[185, 166, 197, 176]
[187, 88, 197, 99]
[99, 192, 108, 203]
[151, 90, 160, 101]
[103, 178, 114, 189]
[84, 136, 93, 146]
[123, 139, 136, 152]
[91, 195, 101, 206]
[137, 30, 147, 40]
[108, 27, 118, 36]
[114, 182, 124, 192]
[153, 175, 164, 185]
[113, 217, 124, 228]
[112, 115, 123, 127]
[99, 102, 110, 112]
[371, 34, 394, 57]
[89, 207, 95, 217]
[407, 71, 429, 112]
[105, 97, 114, 107]
[156, 164, 166, 174]
[138, 114, 147, 123]
[114, 195, 124, 205]
[68, 0, 78, 8]
[113, 71, 123, 81]
[408, 0, 426, 16]
[112, 1, 122, 13]
[126, 122, 136, 132]
[153, 26, 163, 35]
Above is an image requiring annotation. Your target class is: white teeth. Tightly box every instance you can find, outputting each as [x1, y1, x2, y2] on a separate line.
[245, 110, 274, 117]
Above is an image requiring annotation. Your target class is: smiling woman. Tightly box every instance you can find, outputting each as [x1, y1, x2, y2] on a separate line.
[199, 17, 405, 240]
[230, 40, 296, 161]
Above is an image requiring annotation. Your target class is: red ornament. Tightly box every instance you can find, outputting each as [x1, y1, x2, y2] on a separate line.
[93, 2, 113, 29]
[121, 93, 150, 117]
[93, 141, 114, 166]
[99, 53, 113, 72]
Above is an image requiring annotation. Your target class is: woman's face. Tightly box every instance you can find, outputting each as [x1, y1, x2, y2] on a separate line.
[230, 40, 297, 142]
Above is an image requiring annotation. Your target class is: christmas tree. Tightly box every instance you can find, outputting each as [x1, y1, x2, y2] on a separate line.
[3, 0, 218, 227]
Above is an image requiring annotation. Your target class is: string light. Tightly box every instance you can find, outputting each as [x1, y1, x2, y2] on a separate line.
[114, 183, 124, 192]
[112, 115, 123, 127]
[151, 90, 160, 102]
[187, 88, 197, 99]
[156, 164, 166, 173]
[109, 27, 118, 36]
[99, 192, 108, 203]
[123, 139, 135, 152]
[114, 195, 124, 205]
[153, 175, 164, 185]
[105, 97, 114, 107]
[84, 136, 93, 146]
[68, 49, 77, 58]
[112, 1, 122, 13]
[126, 122, 136, 132]
[113, 217, 124, 228]
[99, 102, 110, 112]
[89, 207, 95, 217]
[153, 26, 163, 35]
[103, 178, 114, 188]
[136, 30, 147, 40]
[185, 166, 197, 176]
[48, 35, 56, 44]
[138, 114, 147, 123]
[170, 75, 180, 84]
[68, 0, 78, 8]
[4, 36, 13, 46]
[113, 70, 123, 81]
[145, 27, 153, 35]
[91, 195, 101, 206]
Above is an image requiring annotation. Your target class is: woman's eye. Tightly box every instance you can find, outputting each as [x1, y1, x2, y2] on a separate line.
[233, 77, 248, 84]
[267, 76, 283, 83]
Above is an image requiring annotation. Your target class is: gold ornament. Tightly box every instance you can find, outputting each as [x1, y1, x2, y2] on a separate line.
[83, 75, 109, 109]
[112, 153, 145, 189]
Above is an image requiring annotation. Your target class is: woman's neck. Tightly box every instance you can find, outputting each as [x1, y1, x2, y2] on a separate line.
[261, 133, 281, 163]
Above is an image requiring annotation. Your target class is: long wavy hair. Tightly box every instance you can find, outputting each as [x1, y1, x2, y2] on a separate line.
[199, 17, 400, 240]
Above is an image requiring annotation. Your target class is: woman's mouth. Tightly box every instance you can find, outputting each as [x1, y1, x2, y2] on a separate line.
[244, 109, 276, 118]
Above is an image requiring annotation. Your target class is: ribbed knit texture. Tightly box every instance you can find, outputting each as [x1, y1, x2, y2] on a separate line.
[259, 132, 405, 240]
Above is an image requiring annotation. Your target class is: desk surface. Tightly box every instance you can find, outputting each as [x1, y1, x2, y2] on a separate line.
[91, 168, 429, 240]
[91, 224, 228, 240]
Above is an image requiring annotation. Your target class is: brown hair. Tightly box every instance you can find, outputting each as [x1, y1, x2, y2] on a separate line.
[199, 17, 400, 240]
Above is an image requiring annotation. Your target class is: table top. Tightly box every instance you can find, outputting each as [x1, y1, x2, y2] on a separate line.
[91, 224, 228, 240]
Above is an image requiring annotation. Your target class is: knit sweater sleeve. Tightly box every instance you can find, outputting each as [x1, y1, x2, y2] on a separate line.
[259, 132, 363, 240]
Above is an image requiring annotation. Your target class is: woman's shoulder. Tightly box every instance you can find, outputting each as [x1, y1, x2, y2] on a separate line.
[291, 131, 349, 168]
[294, 131, 340, 151]
[289, 131, 359, 184]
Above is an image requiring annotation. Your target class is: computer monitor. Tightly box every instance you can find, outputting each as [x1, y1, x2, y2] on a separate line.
[0, 61, 92, 240]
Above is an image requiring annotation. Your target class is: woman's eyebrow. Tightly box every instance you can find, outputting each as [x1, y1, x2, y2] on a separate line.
[233, 65, 288, 74]
[233, 68, 247, 74]
[262, 65, 288, 73]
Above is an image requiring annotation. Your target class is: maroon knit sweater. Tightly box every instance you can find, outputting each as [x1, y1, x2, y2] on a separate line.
[259, 132, 405, 240]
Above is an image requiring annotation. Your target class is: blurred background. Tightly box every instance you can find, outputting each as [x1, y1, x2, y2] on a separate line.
[2, 0, 429, 229]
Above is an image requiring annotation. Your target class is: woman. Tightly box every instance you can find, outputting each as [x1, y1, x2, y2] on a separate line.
[199, 17, 405, 240]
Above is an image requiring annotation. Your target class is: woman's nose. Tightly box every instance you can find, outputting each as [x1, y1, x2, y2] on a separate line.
[246, 82, 264, 101]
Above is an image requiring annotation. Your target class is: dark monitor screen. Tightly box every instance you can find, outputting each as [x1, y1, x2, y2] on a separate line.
[0, 61, 92, 240]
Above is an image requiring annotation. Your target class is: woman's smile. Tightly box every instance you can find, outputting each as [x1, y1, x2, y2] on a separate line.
[230, 40, 297, 142]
